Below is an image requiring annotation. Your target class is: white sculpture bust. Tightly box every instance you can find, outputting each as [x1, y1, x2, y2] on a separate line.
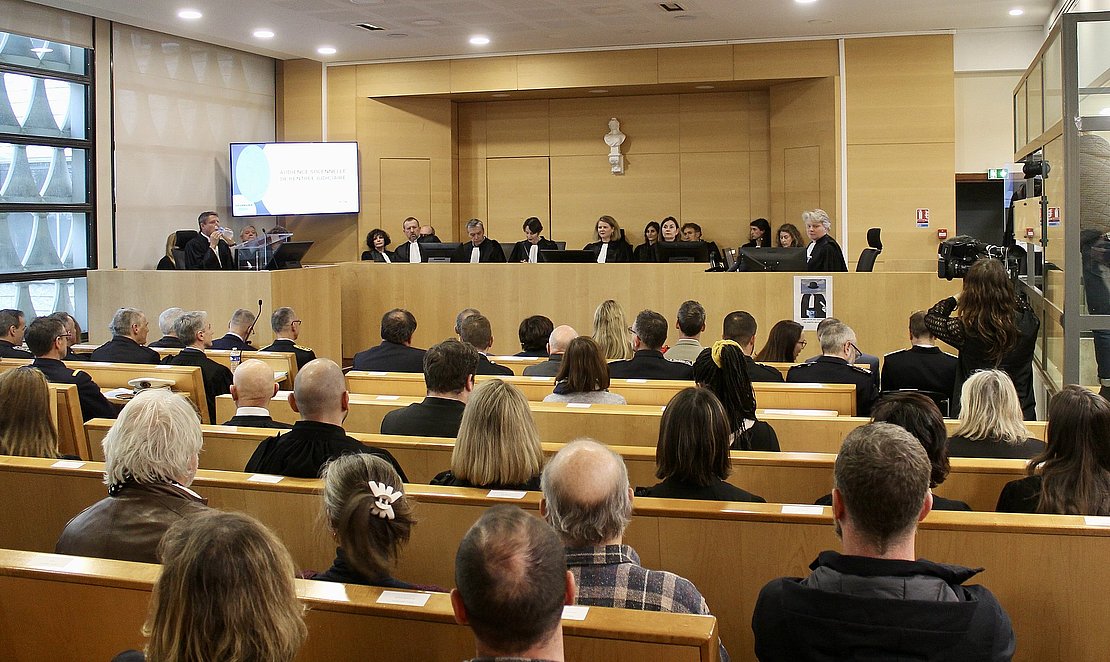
[604, 117, 625, 175]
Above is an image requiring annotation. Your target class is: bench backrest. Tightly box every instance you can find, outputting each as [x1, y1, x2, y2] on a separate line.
[50, 384, 88, 459]
[70, 344, 298, 387]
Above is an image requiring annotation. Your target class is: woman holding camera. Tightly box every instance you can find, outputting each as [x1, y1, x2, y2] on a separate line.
[925, 258, 1039, 419]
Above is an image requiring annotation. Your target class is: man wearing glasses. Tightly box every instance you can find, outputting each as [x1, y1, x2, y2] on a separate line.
[787, 320, 878, 416]
[25, 316, 119, 421]
[260, 307, 316, 369]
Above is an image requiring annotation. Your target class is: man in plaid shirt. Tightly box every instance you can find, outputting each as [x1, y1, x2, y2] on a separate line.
[540, 439, 729, 662]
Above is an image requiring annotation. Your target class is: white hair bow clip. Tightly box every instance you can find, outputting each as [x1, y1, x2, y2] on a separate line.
[369, 481, 403, 520]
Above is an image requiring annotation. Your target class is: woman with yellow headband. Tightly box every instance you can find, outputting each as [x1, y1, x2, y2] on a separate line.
[692, 340, 780, 451]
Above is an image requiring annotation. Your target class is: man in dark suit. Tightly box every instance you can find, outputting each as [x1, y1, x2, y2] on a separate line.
[393, 216, 426, 263]
[459, 314, 513, 376]
[26, 316, 119, 421]
[609, 310, 694, 380]
[221, 358, 292, 429]
[147, 307, 187, 349]
[89, 307, 160, 364]
[452, 219, 506, 263]
[881, 311, 958, 396]
[183, 211, 235, 270]
[523, 325, 577, 377]
[0, 309, 32, 358]
[162, 310, 233, 424]
[260, 306, 316, 369]
[380, 339, 479, 438]
[351, 309, 425, 373]
[722, 310, 784, 383]
[209, 308, 257, 351]
[245, 359, 406, 479]
[787, 320, 878, 416]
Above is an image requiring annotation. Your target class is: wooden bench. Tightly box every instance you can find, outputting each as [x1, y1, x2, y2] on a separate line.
[47, 383, 89, 459]
[70, 343, 299, 388]
[1, 457, 1105, 662]
[84, 420, 1031, 512]
[488, 355, 546, 375]
[0, 548, 718, 662]
[345, 372, 859, 415]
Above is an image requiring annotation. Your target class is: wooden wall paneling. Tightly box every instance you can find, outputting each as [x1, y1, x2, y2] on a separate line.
[550, 154, 682, 251]
[548, 94, 681, 157]
[380, 158, 432, 233]
[516, 50, 659, 90]
[783, 145, 821, 228]
[748, 90, 771, 152]
[450, 56, 517, 93]
[485, 157, 550, 240]
[769, 78, 838, 229]
[679, 152, 751, 251]
[354, 60, 451, 97]
[270, 267, 344, 361]
[484, 99, 551, 158]
[457, 158, 488, 229]
[456, 103, 487, 161]
[749, 150, 772, 222]
[658, 45, 734, 83]
[275, 59, 322, 141]
[732, 40, 840, 80]
[679, 92, 752, 153]
[325, 65, 357, 141]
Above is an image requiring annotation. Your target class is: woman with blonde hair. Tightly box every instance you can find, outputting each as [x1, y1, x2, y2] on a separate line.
[544, 336, 626, 405]
[156, 232, 178, 270]
[431, 379, 544, 490]
[584, 214, 633, 263]
[592, 299, 634, 360]
[947, 369, 1044, 459]
[0, 366, 60, 458]
[112, 510, 306, 662]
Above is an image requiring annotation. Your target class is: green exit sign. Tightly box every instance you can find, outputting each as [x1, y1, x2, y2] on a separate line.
[987, 168, 1008, 179]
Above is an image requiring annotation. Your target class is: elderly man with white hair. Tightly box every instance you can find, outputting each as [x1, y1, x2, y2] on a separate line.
[221, 358, 291, 429]
[148, 307, 186, 349]
[89, 307, 160, 364]
[787, 319, 878, 416]
[540, 439, 730, 662]
[55, 389, 208, 564]
[802, 208, 847, 272]
[163, 310, 233, 424]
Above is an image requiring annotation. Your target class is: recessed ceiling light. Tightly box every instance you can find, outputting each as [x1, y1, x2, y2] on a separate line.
[491, 93, 511, 98]
[590, 89, 608, 94]
[808, 18, 832, 24]
[177, 9, 202, 20]
[673, 14, 696, 19]
[795, 0, 818, 4]
[695, 84, 715, 90]
[252, 29, 274, 39]
[1009, 8, 1024, 16]
[317, 46, 337, 55]
[469, 35, 490, 45]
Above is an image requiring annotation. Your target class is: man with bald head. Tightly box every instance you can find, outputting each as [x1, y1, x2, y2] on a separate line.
[221, 359, 291, 429]
[540, 439, 729, 661]
[244, 359, 406, 480]
[523, 325, 578, 377]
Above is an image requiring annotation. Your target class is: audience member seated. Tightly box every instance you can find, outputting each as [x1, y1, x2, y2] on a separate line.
[752, 423, 1015, 661]
[454, 307, 481, 338]
[947, 370, 1044, 459]
[636, 387, 766, 502]
[147, 307, 186, 349]
[543, 336, 627, 405]
[90, 307, 160, 364]
[509, 216, 558, 263]
[755, 319, 805, 363]
[452, 218, 507, 263]
[27, 315, 118, 421]
[260, 306, 316, 368]
[805, 317, 880, 383]
[742, 218, 772, 248]
[245, 359, 406, 480]
[788, 320, 878, 416]
[721, 310, 783, 382]
[48, 311, 88, 362]
[996, 385, 1110, 515]
[111, 511, 306, 662]
[515, 314, 553, 357]
[776, 222, 803, 248]
[221, 359, 292, 429]
[802, 208, 848, 272]
[379, 339, 478, 438]
[816, 392, 970, 511]
[361, 227, 394, 263]
[352, 308, 425, 373]
[209, 308, 257, 350]
[663, 300, 705, 364]
[541, 439, 730, 662]
[432, 379, 544, 490]
[609, 309, 694, 380]
[460, 314, 514, 376]
[311, 454, 441, 590]
[692, 342, 779, 451]
[452, 505, 574, 662]
[881, 310, 958, 396]
[523, 325, 577, 377]
[156, 231, 178, 271]
[591, 299, 634, 360]
[0, 366, 61, 458]
[162, 311, 233, 424]
[393, 217, 425, 263]
[633, 220, 660, 262]
[55, 389, 208, 563]
[0, 308, 32, 358]
[584, 215, 633, 263]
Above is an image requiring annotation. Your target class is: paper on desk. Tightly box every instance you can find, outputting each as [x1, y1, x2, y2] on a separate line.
[782, 505, 824, 515]
[248, 474, 284, 483]
[488, 490, 527, 499]
[562, 605, 590, 621]
[377, 590, 431, 607]
[51, 460, 86, 469]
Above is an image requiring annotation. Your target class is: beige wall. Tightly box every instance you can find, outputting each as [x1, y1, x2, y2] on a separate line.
[955, 71, 1022, 173]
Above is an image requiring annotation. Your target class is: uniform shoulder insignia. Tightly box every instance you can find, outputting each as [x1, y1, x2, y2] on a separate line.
[294, 344, 313, 352]
[71, 369, 85, 377]
[849, 364, 872, 375]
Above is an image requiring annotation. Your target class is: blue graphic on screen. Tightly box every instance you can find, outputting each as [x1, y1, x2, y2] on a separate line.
[232, 144, 272, 215]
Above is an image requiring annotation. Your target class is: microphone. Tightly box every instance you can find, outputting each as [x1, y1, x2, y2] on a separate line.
[245, 299, 263, 341]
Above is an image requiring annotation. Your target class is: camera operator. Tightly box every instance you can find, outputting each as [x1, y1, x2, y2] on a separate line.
[925, 258, 1039, 420]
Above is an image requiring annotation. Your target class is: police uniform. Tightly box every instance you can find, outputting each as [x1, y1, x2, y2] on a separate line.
[786, 355, 878, 417]
[261, 338, 317, 369]
[0, 339, 32, 358]
[31, 357, 120, 421]
[210, 333, 255, 351]
[162, 347, 233, 424]
[89, 336, 161, 365]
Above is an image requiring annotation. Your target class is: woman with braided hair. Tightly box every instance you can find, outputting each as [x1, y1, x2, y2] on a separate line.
[692, 341, 780, 451]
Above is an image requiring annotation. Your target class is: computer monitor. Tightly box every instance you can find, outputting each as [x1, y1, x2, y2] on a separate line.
[417, 242, 460, 263]
[540, 249, 595, 263]
[655, 240, 711, 263]
[263, 241, 313, 270]
[736, 247, 807, 272]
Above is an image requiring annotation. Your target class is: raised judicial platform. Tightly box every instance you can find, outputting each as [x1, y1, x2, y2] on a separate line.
[89, 264, 961, 361]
